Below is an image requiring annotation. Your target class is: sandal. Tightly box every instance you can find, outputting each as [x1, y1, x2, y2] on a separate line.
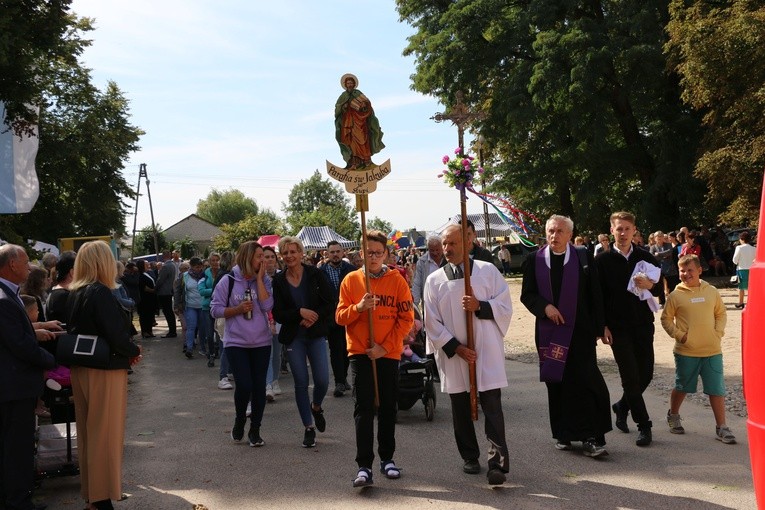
[380, 460, 401, 479]
[352, 467, 373, 487]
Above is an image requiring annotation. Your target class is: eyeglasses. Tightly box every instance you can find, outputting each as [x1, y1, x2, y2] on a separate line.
[366, 251, 385, 258]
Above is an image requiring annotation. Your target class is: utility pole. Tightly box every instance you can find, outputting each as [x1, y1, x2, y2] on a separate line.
[130, 163, 159, 260]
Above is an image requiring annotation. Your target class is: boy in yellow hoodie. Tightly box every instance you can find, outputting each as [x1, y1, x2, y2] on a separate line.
[660, 255, 734, 444]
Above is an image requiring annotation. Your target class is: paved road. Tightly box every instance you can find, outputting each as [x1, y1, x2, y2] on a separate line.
[37, 322, 756, 509]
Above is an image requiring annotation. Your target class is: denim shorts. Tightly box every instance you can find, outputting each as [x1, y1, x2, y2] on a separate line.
[674, 353, 725, 395]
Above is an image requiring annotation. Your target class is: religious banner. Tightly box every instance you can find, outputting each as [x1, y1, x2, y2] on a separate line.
[0, 102, 40, 214]
[326, 73, 390, 409]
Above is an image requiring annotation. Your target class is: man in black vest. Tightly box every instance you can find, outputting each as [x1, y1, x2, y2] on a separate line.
[0, 244, 56, 510]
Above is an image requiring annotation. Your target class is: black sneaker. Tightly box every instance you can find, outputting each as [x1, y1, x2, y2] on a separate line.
[184, 350, 193, 360]
[311, 405, 326, 432]
[231, 417, 245, 442]
[207, 358, 215, 368]
[333, 384, 344, 397]
[554, 440, 572, 451]
[636, 423, 652, 446]
[463, 459, 480, 474]
[248, 426, 264, 447]
[612, 402, 629, 433]
[582, 439, 608, 458]
[487, 468, 506, 485]
[303, 427, 316, 448]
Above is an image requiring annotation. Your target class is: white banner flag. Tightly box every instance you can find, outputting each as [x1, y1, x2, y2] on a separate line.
[0, 102, 40, 214]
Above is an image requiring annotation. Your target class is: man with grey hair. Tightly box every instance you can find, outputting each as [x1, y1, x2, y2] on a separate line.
[521, 215, 612, 457]
[411, 235, 445, 310]
[0, 244, 57, 510]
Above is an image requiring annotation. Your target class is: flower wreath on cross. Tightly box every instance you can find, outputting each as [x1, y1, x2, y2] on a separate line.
[439, 147, 484, 191]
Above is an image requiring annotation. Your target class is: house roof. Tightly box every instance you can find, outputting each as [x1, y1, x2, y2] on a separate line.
[162, 214, 223, 243]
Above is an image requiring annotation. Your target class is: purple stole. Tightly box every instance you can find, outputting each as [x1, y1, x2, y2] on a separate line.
[535, 245, 579, 383]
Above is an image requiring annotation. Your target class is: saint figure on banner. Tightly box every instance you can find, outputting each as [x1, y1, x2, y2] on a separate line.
[334, 74, 385, 169]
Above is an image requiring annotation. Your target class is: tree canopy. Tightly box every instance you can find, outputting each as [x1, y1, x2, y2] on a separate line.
[0, 7, 142, 245]
[397, 0, 710, 233]
[196, 189, 259, 226]
[0, 0, 76, 135]
[213, 210, 285, 253]
[368, 217, 394, 235]
[282, 170, 360, 240]
[666, 0, 765, 227]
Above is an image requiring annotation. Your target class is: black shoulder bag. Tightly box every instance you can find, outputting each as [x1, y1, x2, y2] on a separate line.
[56, 285, 112, 369]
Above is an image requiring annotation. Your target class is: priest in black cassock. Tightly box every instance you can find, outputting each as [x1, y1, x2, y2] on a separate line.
[521, 215, 612, 457]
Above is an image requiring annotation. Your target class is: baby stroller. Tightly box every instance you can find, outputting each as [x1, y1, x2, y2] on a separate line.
[397, 308, 438, 421]
[398, 358, 438, 421]
[35, 374, 79, 480]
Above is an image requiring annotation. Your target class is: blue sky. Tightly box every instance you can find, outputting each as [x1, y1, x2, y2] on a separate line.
[70, 0, 491, 234]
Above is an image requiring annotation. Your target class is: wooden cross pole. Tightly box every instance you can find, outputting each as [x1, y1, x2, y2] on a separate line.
[459, 196, 479, 421]
[356, 194, 380, 409]
[432, 90, 485, 421]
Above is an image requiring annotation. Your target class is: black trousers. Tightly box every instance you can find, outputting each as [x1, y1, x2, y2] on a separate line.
[0, 397, 37, 510]
[610, 323, 655, 426]
[137, 302, 155, 336]
[449, 389, 509, 473]
[157, 295, 176, 335]
[350, 355, 398, 469]
[327, 324, 349, 385]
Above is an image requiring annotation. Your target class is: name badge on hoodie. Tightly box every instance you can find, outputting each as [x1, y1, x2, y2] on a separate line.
[690, 297, 705, 303]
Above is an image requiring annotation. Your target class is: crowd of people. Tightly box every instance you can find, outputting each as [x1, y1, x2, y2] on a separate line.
[0, 212, 755, 507]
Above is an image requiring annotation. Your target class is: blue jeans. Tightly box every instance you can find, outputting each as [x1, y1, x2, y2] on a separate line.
[184, 308, 209, 352]
[265, 334, 281, 385]
[286, 336, 329, 427]
[202, 310, 215, 359]
[225, 346, 271, 427]
[218, 333, 230, 380]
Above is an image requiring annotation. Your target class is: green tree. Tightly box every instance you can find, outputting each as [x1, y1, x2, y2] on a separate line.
[397, 0, 708, 233]
[1, 14, 142, 244]
[282, 170, 359, 239]
[213, 210, 285, 252]
[0, 0, 77, 135]
[173, 236, 197, 259]
[666, 0, 765, 227]
[196, 189, 259, 226]
[132, 225, 167, 256]
[367, 217, 393, 235]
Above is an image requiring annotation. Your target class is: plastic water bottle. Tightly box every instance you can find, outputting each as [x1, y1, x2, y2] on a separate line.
[243, 289, 252, 320]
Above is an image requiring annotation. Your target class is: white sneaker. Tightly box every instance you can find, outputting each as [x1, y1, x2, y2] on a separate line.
[272, 381, 282, 395]
[246, 402, 252, 417]
[218, 378, 233, 390]
[227, 373, 234, 382]
[266, 384, 275, 402]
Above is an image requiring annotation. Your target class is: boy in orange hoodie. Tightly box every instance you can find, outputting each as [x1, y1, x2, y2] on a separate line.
[336, 230, 414, 487]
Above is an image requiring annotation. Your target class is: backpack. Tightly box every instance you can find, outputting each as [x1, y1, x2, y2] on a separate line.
[213, 274, 235, 338]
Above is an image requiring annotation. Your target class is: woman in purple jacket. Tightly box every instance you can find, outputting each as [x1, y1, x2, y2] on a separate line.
[210, 241, 273, 447]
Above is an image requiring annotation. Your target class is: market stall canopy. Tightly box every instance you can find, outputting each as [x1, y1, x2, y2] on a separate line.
[296, 226, 357, 251]
[434, 213, 523, 243]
